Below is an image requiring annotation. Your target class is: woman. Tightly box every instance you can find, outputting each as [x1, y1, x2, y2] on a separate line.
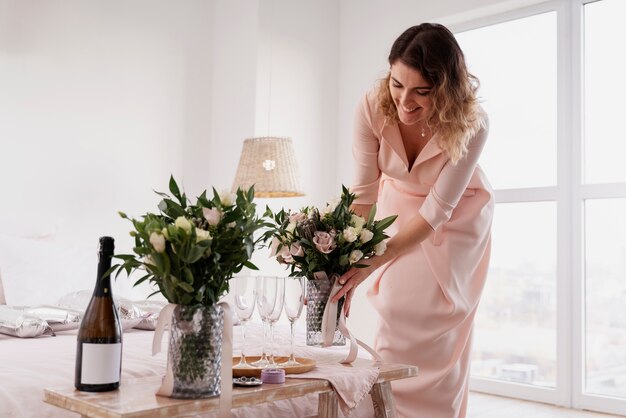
[333, 23, 494, 418]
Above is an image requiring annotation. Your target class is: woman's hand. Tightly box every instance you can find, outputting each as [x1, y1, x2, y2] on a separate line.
[332, 211, 432, 317]
[332, 262, 378, 317]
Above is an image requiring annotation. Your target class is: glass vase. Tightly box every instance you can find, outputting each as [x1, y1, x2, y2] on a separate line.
[168, 304, 224, 399]
[306, 275, 345, 346]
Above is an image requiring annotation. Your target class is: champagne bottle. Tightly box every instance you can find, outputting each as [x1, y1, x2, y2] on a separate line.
[74, 236, 123, 392]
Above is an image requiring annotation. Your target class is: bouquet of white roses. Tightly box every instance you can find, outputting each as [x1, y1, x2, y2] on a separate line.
[111, 176, 267, 307]
[266, 186, 397, 279]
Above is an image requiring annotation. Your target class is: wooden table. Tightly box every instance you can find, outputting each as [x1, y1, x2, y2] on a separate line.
[44, 362, 417, 418]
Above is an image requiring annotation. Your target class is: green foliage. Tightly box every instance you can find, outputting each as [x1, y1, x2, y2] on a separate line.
[265, 186, 397, 278]
[111, 175, 268, 307]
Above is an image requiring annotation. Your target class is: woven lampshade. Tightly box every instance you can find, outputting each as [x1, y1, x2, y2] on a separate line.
[232, 136, 305, 198]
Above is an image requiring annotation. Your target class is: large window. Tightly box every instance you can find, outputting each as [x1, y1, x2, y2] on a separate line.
[471, 202, 557, 387]
[453, 0, 626, 415]
[457, 12, 557, 190]
[455, 11, 558, 389]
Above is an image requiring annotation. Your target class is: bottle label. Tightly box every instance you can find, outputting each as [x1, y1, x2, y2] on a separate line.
[80, 343, 122, 384]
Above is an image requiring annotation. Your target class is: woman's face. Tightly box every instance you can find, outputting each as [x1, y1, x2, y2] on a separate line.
[389, 61, 433, 126]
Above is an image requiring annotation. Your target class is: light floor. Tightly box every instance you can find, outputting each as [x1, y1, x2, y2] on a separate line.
[468, 392, 624, 418]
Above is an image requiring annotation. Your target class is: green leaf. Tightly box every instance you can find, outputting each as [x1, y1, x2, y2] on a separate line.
[197, 191, 210, 207]
[178, 282, 195, 293]
[375, 215, 397, 231]
[243, 260, 258, 270]
[132, 274, 152, 287]
[187, 246, 206, 264]
[367, 204, 377, 227]
[160, 199, 187, 218]
[169, 175, 182, 201]
[114, 254, 137, 261]
[183, 267, 194, 284]
[212, 187, 222, 206]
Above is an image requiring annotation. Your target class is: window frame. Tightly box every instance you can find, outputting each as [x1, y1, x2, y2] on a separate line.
[447, 0, 626, 415]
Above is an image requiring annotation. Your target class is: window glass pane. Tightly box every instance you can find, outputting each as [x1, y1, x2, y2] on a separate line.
[585, 198, 626, 398]
[584, 0, 626, 184]
[472, 202, 556, 387]
[456, 13, 556, 189]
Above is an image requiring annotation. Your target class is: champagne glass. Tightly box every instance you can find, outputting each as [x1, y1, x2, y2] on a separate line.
[232, 276, 256, 369]
[255, 276, 284, 367]
[250, 277, 271, 368]
[279, 276, 305, 367]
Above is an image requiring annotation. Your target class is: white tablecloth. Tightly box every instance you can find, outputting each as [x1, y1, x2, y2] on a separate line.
[0, 321, 377, 418]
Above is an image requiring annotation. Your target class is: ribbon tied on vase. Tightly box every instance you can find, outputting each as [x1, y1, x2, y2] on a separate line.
[316, 271, 382, 363]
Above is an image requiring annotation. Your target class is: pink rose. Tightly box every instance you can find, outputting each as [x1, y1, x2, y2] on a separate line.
[278, 245, 294, 263]
[290, 243, 304, 257]
[288, 212, 307, 224]
[269, 236, 282, 257]
[202, 207, 222, 226]
[313, 231, 336, 254]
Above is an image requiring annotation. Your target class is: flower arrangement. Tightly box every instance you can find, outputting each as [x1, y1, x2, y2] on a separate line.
[266, 186, 397, 279]
[111, 176, 267, 307]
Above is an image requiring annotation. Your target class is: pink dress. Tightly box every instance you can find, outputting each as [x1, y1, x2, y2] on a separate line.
[351, 91, 494, 418]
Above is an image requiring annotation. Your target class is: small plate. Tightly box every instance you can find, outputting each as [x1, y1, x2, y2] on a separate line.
[232, 356, 316, 377]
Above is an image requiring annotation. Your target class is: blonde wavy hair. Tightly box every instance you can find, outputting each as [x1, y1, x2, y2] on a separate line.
[377, 23, 485, 165]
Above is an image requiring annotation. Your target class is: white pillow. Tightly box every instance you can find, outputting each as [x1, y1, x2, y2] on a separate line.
[0, 234, 95, 306]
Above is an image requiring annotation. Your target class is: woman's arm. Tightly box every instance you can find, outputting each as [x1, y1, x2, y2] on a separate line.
[351, 94, 382, 206]
[332, 212, 433, 316]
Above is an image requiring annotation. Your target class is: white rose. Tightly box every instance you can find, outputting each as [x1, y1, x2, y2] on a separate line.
[342, 227, 358, 243]
[227, 221, 236, 228]
[359, 229, 374, 244]
[286, 221, 297, 233]
[320, 197, 340, 217]
[202, 207, 222, 226]
[149, 232, 166, 253]
[348, 250, 363, 264]
[161, 227, 169, 239]
[327, 197, 340, 211]
[175, 216, 192, 233]
[219, 190, 235, 206]
[196, 229, 212, 242]
[374, 241, 387, 256]
[351, 215, 366, 231]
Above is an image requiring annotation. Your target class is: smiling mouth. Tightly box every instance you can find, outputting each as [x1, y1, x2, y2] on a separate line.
[401, 105, 418, 113]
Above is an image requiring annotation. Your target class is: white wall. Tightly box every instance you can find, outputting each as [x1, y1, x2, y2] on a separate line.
[0, 0, 215, 299]
[0, 0, 340, 302]
[247, 0, 341, 278]
[255, 0, 340, 210]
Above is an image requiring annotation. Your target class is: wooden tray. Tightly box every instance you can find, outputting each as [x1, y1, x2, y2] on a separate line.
[232, 356, 316, 377]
